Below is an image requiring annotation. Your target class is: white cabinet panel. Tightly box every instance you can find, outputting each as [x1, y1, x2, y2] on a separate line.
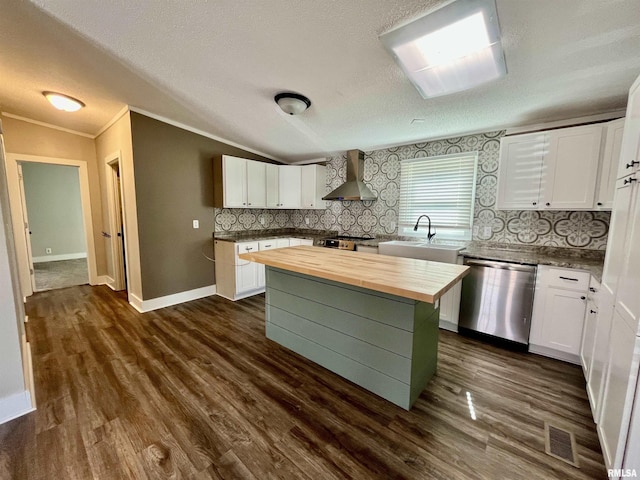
[542, 125, 602, 210]
[223, 156, 247, 208]
[581, 301, 598, 380]
[597, 119, 625, 209]
[301, 165, 327, 209]
[266, 164, 280, 208]
[598, 310, 640, 470]
[602, 177, 636, 299]
[275, 238, 290, 248]
[496, 133, 545, 209]
[539, 288, 587, 355]
[278, 166, 302, 208]
[246, 161, 266, 208]
[235, 242, 261, 295]
[588, 286, 615, 422]
[616, 178, 640, 336]
[617, 83, 640, 180]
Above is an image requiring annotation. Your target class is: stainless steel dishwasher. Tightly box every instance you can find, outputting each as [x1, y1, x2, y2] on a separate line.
[458, 258, 536, 346]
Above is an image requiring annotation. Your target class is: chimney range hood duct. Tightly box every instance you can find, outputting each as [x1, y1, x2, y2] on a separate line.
[322, 150, 377, 201]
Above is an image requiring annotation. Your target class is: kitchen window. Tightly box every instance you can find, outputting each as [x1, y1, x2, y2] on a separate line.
[398, 152, 478, 240]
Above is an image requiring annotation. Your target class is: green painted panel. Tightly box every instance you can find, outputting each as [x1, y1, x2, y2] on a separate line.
[267, 267, 416, 331]
[409, 304, 440, 406]
[267, 323, 411, 409]
[268, 306, 411, 382]
[268, 288, 414, 357]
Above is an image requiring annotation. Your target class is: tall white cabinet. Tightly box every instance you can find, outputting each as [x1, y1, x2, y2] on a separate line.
[590, 73, 640, 476]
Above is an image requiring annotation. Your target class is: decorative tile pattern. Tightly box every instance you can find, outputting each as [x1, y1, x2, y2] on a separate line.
[213, 131, 610, 249]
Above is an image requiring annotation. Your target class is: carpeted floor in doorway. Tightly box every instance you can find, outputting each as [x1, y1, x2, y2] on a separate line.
[34, 258, 89, 291]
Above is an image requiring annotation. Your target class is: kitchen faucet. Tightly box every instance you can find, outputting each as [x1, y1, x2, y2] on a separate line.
[413, 215, 436, 242]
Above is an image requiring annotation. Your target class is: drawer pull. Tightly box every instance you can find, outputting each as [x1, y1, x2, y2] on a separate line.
[590, 309, 597, 314]
[245, 247, 253, 251]
[559, 276, 579, 281]
[581, 296, 586, 300]
[589, 287, 597, 292]
[264, 244, 272, 248]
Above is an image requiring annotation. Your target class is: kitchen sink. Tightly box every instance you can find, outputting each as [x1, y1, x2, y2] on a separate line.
[378, 240, 464, 263]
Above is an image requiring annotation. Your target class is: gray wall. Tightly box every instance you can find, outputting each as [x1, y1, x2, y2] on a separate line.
[21, 162, 87, 260]
[129, 112, 272, 299]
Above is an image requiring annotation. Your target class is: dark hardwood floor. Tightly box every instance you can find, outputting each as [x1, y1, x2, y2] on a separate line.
[0, 285, 606, 479]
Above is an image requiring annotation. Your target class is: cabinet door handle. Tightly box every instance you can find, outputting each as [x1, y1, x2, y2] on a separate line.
[590, 309, 597, 314]
[545, 202, 550, 206]
[589, 287, 597, 292]
[624, 177, 637, 185]
[264, 244, 272, 248]
[597, 202, 603, 206]
[626, 160, 639, 169]
[581, 296, 586, 300]
[248, 202, 252, 205]
[532, 202, 537, 206]
[559, 276, 579, 281]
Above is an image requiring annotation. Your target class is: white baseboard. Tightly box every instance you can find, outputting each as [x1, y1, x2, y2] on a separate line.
[529, 344, 581, 365]
[129, 285, 217, 313]
[439, 320, 458, 333]
[0, 391, 34, 425]
[97, 275, 114, 287]
[33, 252, 87, 263]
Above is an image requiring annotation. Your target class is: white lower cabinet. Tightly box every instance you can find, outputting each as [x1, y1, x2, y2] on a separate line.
[598, 310, 640, 470]
[215, 237, 308, 301]
[355, 245, 378, 254]
[529, 265, 588, 364]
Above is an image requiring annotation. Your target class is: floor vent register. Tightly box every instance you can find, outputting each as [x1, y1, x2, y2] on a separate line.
[544, 422, 580, 468]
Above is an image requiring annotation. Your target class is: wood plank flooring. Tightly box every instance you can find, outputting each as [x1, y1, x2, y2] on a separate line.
[0, 285, 606, 479]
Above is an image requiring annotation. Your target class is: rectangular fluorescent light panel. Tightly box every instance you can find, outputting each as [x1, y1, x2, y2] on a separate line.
[380, 0, 506, 98]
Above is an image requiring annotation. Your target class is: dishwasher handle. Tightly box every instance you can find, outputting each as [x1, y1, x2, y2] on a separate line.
[464, 258, 537, 273]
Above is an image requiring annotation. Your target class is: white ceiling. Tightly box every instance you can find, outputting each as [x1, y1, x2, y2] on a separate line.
[1, 0, 639, 162]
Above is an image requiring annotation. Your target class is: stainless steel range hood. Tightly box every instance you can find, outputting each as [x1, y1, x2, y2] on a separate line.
[322, 149, 377, 201]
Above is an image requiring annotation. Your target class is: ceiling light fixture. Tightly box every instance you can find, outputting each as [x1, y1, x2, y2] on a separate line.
[379, 0, 506, 98]
[42, 91, 85, 112]
[274, 92, 311, 115]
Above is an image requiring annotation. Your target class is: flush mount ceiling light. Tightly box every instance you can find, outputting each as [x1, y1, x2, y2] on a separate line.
[379, 0, 506, 98]
[42, 91, 85, 112]
[274, 92, 311, 115]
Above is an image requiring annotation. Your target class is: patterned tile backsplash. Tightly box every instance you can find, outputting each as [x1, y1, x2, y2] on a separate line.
[214, 131, 610, 250]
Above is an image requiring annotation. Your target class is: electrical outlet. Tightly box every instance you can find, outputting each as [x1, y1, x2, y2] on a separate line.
[260, 216, 265, 225]
[192, 220, 199, 229]
[390, 221, 396, 230]
[483, 226, 492, 237]
[305, 217, 310, 225]
[45, 248, 52, 254]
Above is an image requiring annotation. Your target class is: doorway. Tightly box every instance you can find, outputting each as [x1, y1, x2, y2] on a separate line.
[5, 154, 98, 297]
[20, 162, 89, 291]
[105, 153, 127, 291]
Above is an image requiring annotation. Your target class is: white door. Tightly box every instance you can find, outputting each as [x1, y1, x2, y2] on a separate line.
[17, 163, 35, 293]
[278, 166, 302, 208]
[580, 301, 598, 378]
[617, 81, 640, 180]
[223, 156, 247, 208]
[496, 133, 546, 210]
[598, 310, 639, 470]
[235, 242, 260, 294]
[542, 125, 602, 210]
[540, 287, 587, 355]
[266, 164, 279, 208]
[246, 161, 266, 208]
[107, 159, 127, 291]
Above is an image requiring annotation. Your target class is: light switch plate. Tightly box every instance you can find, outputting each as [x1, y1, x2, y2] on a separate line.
[192, 220, 199, 229]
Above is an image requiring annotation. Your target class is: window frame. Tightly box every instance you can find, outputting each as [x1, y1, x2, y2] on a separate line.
[398, 151, 479, 240]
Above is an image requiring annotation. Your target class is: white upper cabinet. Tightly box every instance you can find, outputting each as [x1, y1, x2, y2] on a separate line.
[542, 125, 602, 210]
[266, 164, 280, 208]
[301, 165, 327, 209]
[618, 83, 640, 180]
[246, 160, 266, 208]
[278, 166, 302, 209]
[596, 118, 625, 209]
[496, 132, 545, 209]
[497, 123, 609, 210]
[222, 155, 248, 208]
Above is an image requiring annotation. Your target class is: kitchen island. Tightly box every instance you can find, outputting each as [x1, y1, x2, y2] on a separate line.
[239, 246, 469, 409]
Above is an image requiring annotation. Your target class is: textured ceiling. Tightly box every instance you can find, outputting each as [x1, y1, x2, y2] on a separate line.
[1, 0, 639, 162]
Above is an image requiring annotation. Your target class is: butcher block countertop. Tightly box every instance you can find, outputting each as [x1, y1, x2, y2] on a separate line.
[239, 246, 469, 304]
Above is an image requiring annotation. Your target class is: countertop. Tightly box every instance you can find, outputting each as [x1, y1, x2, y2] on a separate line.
[214, 228, 336, 245]
[460, 242, 605, 282]
[239, 246, 469, 304]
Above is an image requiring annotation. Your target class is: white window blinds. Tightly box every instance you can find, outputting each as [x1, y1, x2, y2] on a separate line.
[398, 152, 478, 238]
